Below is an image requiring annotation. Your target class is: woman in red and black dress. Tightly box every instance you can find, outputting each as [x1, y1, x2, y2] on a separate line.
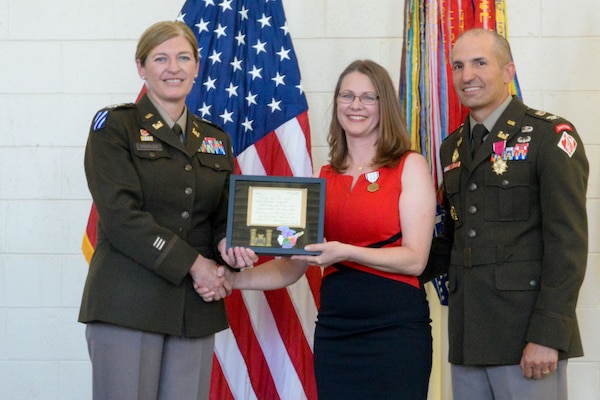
[199, 59, 437, 400]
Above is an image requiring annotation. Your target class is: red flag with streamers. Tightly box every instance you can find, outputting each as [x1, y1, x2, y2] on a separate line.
[82, 1, 320, 399]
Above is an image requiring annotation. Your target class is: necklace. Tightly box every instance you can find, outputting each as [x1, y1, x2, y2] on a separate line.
[355, 162, 371, 171]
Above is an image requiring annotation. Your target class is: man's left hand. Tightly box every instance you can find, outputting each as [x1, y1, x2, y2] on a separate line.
[520, 342, 558, 379]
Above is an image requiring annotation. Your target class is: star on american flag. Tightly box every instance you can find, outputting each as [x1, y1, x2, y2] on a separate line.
[179, 0, 308, 158]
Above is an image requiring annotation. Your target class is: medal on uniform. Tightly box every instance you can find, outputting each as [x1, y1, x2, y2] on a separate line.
[492, 157, 508, 175]
[491, 140, 508, 175]
[366, 171, 380, 192]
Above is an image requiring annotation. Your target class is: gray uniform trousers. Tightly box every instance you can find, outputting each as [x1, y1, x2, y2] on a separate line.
[86, 322, 215, 400]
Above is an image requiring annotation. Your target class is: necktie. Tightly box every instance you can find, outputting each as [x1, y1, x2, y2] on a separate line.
[173, 123, 185, 144]
[471, 123, 487, 156]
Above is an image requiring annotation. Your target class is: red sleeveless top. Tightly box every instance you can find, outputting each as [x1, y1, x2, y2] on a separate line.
[319, 153, 420, 288]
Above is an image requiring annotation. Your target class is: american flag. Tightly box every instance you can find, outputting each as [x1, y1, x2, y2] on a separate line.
[180, 0, 313, 178]
[176, 2, 321, 398]
[83, 1, 320, 399]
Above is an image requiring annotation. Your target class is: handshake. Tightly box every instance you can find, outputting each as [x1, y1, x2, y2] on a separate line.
[189, 241, 258, 302]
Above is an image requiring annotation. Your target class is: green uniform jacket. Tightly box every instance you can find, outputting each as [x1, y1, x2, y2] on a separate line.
[424, 97, 588, 365]
[79, 94, 234, 337]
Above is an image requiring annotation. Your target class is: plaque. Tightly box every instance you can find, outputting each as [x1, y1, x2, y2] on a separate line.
[226, 175, 325, 255]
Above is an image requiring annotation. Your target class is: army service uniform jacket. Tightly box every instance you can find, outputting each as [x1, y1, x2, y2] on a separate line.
[427, 97, 588, 365]
[79, 94, 234, 337]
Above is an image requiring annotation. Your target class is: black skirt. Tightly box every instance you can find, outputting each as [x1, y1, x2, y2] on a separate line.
[314, 266, 432, 400]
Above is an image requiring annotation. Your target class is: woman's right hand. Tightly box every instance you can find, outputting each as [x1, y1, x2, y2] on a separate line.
[194, 267, 235, 302]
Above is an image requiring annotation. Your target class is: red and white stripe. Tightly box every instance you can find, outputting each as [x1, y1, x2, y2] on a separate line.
[210, 111, 321, 400]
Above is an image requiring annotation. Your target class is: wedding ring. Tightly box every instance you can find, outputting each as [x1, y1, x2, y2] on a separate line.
[541, 370, 550, 375]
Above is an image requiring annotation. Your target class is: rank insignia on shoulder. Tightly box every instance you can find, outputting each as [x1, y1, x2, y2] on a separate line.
[199, 117, 226, 133]
[557, 131, 577, 158]
[528, 109, 560, 122]
[93, 110, 109, 131]
[112, 103, 133, 108]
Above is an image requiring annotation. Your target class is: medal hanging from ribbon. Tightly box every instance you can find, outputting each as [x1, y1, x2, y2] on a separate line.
[491, 140, 508, 175]
[366, 171, 380, 192]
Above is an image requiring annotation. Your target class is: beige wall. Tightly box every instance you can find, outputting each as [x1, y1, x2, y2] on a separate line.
[0, 0, 598, 398]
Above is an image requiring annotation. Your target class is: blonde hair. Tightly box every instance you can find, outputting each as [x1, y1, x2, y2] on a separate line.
[135, 21, 198, 66]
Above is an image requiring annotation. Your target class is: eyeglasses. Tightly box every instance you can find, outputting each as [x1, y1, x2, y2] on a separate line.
[337, 91, 379, 106]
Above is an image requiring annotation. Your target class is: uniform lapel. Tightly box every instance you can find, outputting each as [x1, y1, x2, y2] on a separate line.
[137, 95, 189, 152]
[184, 116, 204, 156]
[471, 98, 526, 167]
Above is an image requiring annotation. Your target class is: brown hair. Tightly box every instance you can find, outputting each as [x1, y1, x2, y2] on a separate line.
[328, 59, 411, 173]
[135, 21, 198, 66]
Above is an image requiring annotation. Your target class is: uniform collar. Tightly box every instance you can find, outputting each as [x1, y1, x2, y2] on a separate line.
[469, 94, 512, 134]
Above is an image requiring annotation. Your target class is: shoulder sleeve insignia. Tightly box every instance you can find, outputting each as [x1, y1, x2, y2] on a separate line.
[557, 131, 578, 157]
[93, 110, 109, 131]
[92, 103, 136, 131]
